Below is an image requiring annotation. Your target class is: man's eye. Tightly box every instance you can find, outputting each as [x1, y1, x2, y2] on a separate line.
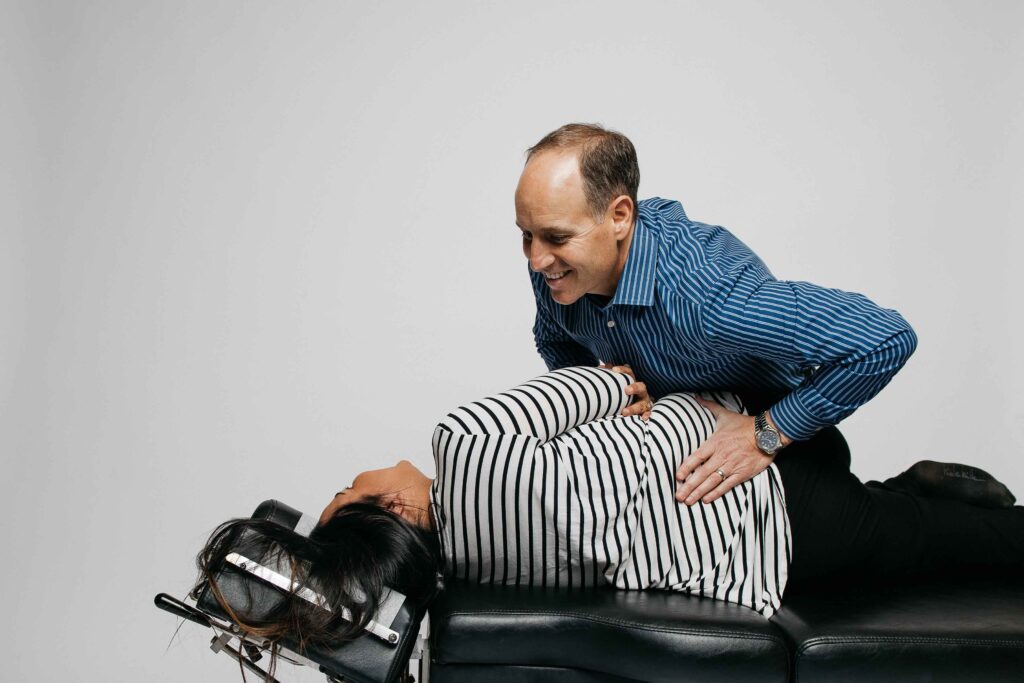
[549, 236, 568, 244]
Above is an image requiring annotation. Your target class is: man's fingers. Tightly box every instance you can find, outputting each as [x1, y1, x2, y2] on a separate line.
[621, 397, 653, 418]
[625, 381, 647, 398]
[675, 458, 695, 482]
[677, 445, 710, 481]
[700, 476, 736, 504]
[675, 469, 706, 502]
[611, 364, 635, 380]
[676, 452, 718, 500]
[680, 464, 729, 505]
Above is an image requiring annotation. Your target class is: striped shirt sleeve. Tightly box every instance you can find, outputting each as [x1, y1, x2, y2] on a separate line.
[700, 264, 918, 440]
[437, 366, 631, 442]
[430, 367, 632, 587]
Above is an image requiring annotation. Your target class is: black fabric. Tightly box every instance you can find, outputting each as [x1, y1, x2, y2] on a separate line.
[869, 459, 1017, 508]
[774, 427, 1024, 583]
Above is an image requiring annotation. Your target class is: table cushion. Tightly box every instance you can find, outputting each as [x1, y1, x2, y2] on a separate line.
[429, 583, 789, 683]
[771, 575, 1024, 683]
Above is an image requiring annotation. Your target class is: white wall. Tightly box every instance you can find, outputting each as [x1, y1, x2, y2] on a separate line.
[3, 1, 1021, 679]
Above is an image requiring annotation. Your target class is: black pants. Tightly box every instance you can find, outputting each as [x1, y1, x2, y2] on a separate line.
[774, 426, 1024, 583]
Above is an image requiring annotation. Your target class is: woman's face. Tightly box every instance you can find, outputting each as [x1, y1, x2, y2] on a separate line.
[318, 459, 432, 527]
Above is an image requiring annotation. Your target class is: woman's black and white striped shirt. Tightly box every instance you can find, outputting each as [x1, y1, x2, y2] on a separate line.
[428, 366, 792, 618]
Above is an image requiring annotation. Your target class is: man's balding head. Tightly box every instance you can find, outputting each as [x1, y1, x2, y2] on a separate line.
[524, 123, 639, 223]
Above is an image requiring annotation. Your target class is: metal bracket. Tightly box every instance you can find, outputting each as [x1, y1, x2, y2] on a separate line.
[209, 632, 282, 682]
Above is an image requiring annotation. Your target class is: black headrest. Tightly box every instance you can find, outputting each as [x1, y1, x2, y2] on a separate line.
[194, 499, 426, 683]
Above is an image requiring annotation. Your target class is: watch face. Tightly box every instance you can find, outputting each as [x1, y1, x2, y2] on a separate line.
[757, 430, 780, 452]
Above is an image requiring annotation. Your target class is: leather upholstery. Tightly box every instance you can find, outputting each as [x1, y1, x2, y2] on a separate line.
[429, 576, 1024, 682]
[429, 583, 790, 683]
[772, 575, 1024, 683]
[430, 663, 642, 682]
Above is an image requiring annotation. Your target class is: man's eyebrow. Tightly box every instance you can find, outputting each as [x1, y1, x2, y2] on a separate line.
[516, 223, 569, 234]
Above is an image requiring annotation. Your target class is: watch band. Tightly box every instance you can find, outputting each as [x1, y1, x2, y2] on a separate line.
[755, 412, 782, 455]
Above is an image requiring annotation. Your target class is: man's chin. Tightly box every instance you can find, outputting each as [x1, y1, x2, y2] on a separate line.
[549, 288, 583, 305]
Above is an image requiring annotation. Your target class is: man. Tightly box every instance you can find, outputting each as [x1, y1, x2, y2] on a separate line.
[514, 122, 919, 508]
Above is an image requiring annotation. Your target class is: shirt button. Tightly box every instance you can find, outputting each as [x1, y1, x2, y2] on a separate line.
[607, 320, 616, 328]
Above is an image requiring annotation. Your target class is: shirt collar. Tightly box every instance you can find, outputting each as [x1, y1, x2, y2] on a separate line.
[609, 213, 658, 307]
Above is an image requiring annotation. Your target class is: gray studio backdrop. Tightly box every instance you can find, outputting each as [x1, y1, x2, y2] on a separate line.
[2, 1, 1022, 680]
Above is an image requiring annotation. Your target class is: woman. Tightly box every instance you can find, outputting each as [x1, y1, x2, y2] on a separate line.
[199, 366, 1022, 645]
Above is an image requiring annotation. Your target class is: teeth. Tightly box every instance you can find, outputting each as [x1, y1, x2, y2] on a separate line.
[545, 271, 569, 280]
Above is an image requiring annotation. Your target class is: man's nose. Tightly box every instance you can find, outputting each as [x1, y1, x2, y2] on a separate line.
[528, 241, 555, 272]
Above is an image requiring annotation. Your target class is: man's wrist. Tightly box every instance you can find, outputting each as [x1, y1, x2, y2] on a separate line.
[765, 410, 792, 447]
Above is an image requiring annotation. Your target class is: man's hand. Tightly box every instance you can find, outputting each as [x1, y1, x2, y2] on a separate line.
[674, 397, 784, 505]
[599, 362, 652, 421]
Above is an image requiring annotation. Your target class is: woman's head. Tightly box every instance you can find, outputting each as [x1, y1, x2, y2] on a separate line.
[319, 459, 434, 530]
[193, 482, 444, 661]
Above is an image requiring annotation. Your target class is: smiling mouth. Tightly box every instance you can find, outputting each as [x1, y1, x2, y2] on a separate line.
[545, 270, 571, 281]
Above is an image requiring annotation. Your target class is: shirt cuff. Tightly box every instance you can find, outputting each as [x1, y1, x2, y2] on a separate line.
[768, 391, 830, 442]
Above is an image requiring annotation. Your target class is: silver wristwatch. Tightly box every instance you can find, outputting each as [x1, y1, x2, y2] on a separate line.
[754, 412, 783, 455]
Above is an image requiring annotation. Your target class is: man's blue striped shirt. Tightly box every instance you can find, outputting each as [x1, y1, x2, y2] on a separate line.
[529, 197, 918, 441]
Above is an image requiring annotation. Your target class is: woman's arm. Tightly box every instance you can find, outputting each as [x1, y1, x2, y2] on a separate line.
[436, 366, 631, 443]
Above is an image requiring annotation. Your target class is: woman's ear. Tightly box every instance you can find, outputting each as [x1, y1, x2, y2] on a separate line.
[380, 494, 402, 513]
[386, 496, 431, 528]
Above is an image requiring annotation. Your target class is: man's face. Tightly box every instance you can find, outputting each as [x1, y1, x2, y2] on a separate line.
[514, 150, 625, 305]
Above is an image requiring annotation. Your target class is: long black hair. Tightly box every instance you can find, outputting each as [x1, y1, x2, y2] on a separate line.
[193, 494, 446, 657]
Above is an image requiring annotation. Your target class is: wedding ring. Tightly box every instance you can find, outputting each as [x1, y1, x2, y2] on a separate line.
[715, 468, 727, 481]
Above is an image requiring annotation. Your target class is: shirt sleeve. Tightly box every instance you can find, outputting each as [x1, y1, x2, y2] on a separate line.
[435, 366, 631, 443]
[699, 264, 918, 441]
[530, 269, 600, 370]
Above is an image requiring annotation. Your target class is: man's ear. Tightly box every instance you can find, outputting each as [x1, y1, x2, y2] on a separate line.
[609, 195, 635, 239]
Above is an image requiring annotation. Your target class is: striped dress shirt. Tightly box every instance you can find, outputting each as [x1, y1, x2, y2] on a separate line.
[530, 198, 918, 441]
[428, 366, 791, 618]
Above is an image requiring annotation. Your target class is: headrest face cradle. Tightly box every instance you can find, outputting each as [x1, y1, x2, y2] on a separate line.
[155, 500, 427, 683]
[221, 551, 404, 644]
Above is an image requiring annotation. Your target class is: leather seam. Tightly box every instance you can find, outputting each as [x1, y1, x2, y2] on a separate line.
[445, 609, 784, 644]
[798, 635, 1024, 656]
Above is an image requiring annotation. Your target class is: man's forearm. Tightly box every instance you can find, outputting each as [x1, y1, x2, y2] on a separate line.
[768, 325, 919, 441]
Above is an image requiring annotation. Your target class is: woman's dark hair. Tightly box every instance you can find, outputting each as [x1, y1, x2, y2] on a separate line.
[192, 494, 445, 663]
